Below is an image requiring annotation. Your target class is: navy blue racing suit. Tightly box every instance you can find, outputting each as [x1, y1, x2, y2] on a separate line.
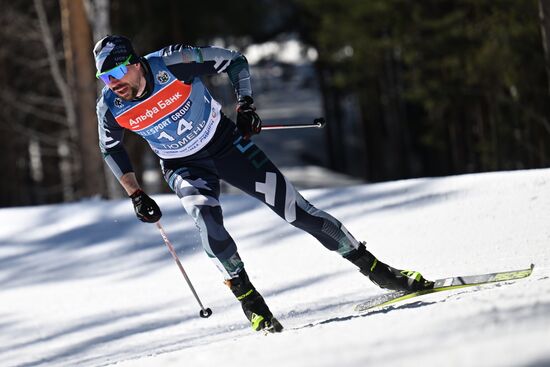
[96, 45, 360, 279]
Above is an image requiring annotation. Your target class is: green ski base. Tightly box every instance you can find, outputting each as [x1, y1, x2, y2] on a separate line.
[355, 264, 534, 313]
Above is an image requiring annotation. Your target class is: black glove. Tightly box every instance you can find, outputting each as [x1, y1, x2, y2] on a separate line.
[236, 96, 262, 139]
[130, 189, 162, 223]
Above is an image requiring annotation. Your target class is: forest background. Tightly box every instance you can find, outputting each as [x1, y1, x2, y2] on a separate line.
[2, 0, 549, 206]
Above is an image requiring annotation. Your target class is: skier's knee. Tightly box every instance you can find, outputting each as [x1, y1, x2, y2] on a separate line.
[181, 194, 220, 220]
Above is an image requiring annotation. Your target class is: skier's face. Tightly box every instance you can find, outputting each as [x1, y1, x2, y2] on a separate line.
[106, 63, 144, 101]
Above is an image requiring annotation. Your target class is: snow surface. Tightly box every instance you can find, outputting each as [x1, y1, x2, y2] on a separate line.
[1, 169, 549, 367]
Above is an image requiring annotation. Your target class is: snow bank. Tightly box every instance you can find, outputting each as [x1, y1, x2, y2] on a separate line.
[1, 169, 549, 367]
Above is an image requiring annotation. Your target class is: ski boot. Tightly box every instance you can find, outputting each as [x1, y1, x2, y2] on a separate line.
[344, 243, 434, 292]
[225, 269, 283, 333]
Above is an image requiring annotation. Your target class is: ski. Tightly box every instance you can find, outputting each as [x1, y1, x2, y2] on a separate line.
[355, 264, 534, 313]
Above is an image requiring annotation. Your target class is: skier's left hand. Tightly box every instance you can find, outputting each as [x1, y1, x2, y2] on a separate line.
[236, 96, 262, 139]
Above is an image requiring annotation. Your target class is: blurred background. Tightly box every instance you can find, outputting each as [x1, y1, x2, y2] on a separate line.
[1, 0, 550, 207]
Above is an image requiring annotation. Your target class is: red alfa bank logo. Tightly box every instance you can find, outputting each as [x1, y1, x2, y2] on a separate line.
[115, 80, 192, 131]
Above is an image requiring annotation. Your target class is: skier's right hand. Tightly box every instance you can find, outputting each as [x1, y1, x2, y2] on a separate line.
[130, 189, 162, 223]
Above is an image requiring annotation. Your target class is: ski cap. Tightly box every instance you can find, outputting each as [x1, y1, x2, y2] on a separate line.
[93, 35, 139, 73]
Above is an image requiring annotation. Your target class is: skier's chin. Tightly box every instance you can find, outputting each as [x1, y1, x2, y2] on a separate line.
[115, 88, 136, 101]
[112, 85, 137, 101]
[117, 93, 134, 101]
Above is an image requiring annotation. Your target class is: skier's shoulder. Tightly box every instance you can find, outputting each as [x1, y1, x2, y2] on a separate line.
[96, 87, 110, 113]
[96, 87, 117, 124]
[97, 83, 116, 102]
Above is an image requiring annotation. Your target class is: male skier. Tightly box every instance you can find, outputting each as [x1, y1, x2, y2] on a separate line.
[94, 35, 433, 333]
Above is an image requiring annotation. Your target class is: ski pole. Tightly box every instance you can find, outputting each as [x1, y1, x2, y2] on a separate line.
[156, 221, 213, 318]
[262, 117, 326, 130]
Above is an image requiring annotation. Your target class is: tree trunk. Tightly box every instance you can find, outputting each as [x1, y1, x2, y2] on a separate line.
[539, 0, 550, 96]
[60, 0, 107, 198]
[315, 62, 347, 173]
[84, 0, 111, 42]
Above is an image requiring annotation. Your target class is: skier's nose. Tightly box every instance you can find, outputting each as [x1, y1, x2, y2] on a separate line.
[108, 75, 121, 85]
